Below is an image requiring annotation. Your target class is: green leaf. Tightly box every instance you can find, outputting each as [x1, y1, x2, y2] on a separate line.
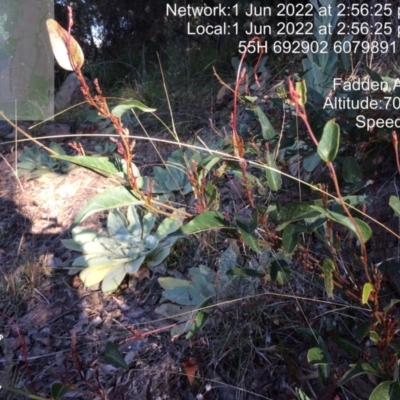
[146, 247, 171, 267]
[303, 151, 322, 172]
[265, 148, 282, 191]
[307, 347, 332, 365]
[318, 364, 331, 386]
[366, 67, 383, 83]
[269, 259, 290, 284]
[103, 342, 128, 370]
[101, 264, 127, 294]
[322, 258, 335, 298]
[370, 381, 400, 400]
[362, 282, 374, 304]
[236, 215, 260, 253]
[79, 264, 116, 287]
[383, 299, 400, 314]
[282, 224, 300, 253]
[186, 311, 209, 339]
[219, 245, 237, 276]
[255, 106, 277, 140]
[276, 201, 322, 231]
[51, 383, 70, 400]
[296, 80, 307, 106]
[389, 196, 400, 217]
[370, 331, 380, 344]
[338, 363, 387, 386]
[125, 256, 146, 274]
[72, 186, 145, 227]
[295, 388, 312, 400]
[158, 276, 214, 307]
[111, 100, 156, 117]
[317, 119, 340, 162]
[52, 155, 121, 175]
[343, 156, 361, 183]
[226, 268, 265, 278]
[355, 321, 370, 343]
[176, 212, 231, 236]
[155, 208, 184, 240]
[108, 209, 130, 237]
[126, 206, 142, 237]
[310, 206, 372, 243]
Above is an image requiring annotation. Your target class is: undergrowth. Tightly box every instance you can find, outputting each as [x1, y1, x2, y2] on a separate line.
[2, 1, 400, 399]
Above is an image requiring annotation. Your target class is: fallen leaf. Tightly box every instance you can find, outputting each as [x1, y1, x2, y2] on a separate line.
[182, 357, 197, 386]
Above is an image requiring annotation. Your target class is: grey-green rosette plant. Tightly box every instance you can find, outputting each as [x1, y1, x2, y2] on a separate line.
[17, 142, 72, 179]
[153, 149, 199, 195]
[62, 205, 184, 294]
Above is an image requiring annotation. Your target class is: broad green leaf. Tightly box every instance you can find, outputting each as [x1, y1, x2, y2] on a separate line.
[296, 80, 307, 106]
[307, 347, 332, 365]
[219, 245, 237, 275]
[71, 227, 98, 243]
[51, 155, 122, 175]
[370, 331, 380, 344]
[244, 96, 258, 102]
[389, 196, 400, 217]
[343, 156, 361, 183]
[355, 321, 370, 343]
[338, 363, 387, 386]
[108, 209, 130, 237]
[101, 265, 127, 294]
[127, 206, 142, 237]
[335, 195, 374, 207]
[226, 268, 265, 278]
[255, 106, 277, 140]
[73, 255, 122, 268]
[317, 119, 340, 162]
[204, 181, 220, 210]
[265, 148, 282, 191]
[276, 201, 322, 231]
[282, 224, 300, 253]
[61, 239, 83, 252]
[72, 186, 145, 227]
[318, 364, 331, 386]
[51, 383, 70, 400]
[111, 100, 156, 117]
[49, 142, 67, 155]
[269, 259, 290, 284]
[186, 311, 209, 339]
[303, 151, 322, 172]
[146, 247, 171, 267]
[310, 206, 372, 243]
[142, 212, 156, 238]
[362, 282, 374, 304]
[176, 212, 231, 236]
[103, 342, 128, 370]
[236, 216, 260, 253]
[79, 264, 116, 287]
[158, 277, 190, 290]
[155, 208, 184, 240]
[366, 67, 383, 83]
[125, 256, 146, 274]
[370, 381, 400, 400]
